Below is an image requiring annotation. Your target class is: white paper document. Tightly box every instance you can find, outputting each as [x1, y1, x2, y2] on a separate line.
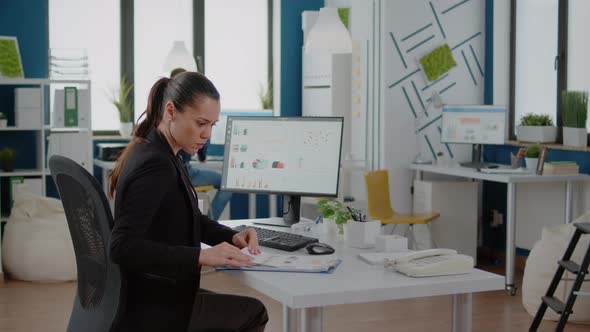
[216, 248, 341, 273]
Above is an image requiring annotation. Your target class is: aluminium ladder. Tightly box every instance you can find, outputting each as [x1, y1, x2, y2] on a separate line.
[529, 222, 590, 332]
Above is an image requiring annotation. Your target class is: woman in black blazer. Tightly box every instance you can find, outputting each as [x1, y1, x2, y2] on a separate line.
[108, 72, 268, 332]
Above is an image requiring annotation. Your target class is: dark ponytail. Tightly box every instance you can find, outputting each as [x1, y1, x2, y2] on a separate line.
[108, 77, 170, 197]
[108, 72, 219, 198]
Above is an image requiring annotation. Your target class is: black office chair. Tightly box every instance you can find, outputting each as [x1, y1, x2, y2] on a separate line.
[49, 155, 122, 332]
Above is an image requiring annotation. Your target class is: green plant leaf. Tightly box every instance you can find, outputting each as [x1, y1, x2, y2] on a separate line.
[524, 144, 541, 158]
[257, 79, 273, 110]
[562, 90, 588, 128]
[317, 198, 351, 224]
[0, 147, 16, 162]
[110, 76, 134, 123]
[519, 113, 554, 126]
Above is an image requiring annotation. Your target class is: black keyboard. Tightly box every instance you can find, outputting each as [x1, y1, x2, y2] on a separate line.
[232, 225, 319, 252]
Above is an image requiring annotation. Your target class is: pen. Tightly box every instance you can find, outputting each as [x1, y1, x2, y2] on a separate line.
[314, 215, 323, 224]
[353, 208, 364, 222]
[357, 209, 365, 222]
[346, 206, 359, 221]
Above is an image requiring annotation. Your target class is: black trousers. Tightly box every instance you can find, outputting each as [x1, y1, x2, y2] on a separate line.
[187, 289, 268, 332]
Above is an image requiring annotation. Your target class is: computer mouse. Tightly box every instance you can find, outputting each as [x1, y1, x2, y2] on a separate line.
[305, 242, 335, 255]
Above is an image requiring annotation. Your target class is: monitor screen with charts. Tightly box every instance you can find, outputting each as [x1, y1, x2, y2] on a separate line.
[440, 105, 506, 145]
[221, 116, 344, 225]
[210, 110, 273, 145]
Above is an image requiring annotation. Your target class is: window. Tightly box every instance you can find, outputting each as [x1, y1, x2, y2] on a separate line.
[510, 0, 590, 139]
[134, 0, 193, 122]
[513, 0, 559, 129]
[567, 0, 590, 132]
[49, 0, 121, 130]
[204, 0, 269, 110]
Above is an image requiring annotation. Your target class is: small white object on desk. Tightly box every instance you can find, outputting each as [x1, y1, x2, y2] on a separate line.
[343, 220, 381, 248]
[358, 251, 411, 265]
[375, 234, 408, 252]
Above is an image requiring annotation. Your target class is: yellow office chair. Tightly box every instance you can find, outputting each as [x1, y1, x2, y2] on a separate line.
[193, 185, 215, 217]
[365, 169, 440, 249]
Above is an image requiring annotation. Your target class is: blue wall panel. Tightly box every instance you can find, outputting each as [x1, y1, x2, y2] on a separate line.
[279, 0, 324, 117]
[0, 0, 48, 78]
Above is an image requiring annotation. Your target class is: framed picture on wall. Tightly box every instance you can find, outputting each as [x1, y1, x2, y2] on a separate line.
[0, 36, 25, 78]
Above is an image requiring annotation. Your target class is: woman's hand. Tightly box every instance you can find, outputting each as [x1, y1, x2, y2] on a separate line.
[232, 228, 261, 255]
[199, 242, 254, 267]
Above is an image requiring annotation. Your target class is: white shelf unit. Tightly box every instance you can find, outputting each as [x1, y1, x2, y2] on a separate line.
[0, 78, 92, 182]
[0, 78, 92, 225]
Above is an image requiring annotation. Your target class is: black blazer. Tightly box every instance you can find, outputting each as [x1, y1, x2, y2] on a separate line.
[110, 129, 236, 332]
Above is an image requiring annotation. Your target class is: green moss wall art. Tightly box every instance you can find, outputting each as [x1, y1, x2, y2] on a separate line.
[0, 36, 24, 78]
[419, 44, 456, 82]
[337, 8, 350, 28]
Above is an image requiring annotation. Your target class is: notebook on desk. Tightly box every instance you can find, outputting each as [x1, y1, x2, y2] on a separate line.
[479, 167, 532, 174]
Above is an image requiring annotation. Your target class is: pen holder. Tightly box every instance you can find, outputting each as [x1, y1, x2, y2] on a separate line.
[343, 220, 381, 248]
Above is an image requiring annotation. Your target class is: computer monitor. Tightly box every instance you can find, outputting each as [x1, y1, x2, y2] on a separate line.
[210, 110, 273, 145]
[221, 116, 344, 226]
[440, 105, 506, 144]
[440, 105, 506, 167]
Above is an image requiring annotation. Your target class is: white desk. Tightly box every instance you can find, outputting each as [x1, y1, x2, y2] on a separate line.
[221, 219, 504, 332]
[94, 159, 278, 218]
[409, 164, 590, 295]
[93, 158, 222, 194]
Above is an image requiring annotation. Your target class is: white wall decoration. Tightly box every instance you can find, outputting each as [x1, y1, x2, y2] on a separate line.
[348, 0, 485, 211]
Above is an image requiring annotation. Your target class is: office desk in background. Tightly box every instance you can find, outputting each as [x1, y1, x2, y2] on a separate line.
[94, 158, 222, 193]
[93, 159, 277, 219]
[409, 163, 590, 295]
[220, 219, 504, 332]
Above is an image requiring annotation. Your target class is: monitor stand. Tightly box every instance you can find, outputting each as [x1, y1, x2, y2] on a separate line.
[459, 144, 495, 169]
[253, 195, 314, 227]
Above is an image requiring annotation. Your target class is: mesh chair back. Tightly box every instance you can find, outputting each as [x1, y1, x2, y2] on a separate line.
[49, 155, 121, 332]
[365, 170, 395, 219]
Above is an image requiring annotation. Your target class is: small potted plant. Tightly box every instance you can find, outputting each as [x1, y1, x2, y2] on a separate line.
[516, 113, 557, 143]
[257, 79, 273, 110]
[0, 147, 16, 172]
[436, 151, 449, 167]
[110, 76, 134, 137]
[562, 90, 588, 147]
[317, 198, 352, 235]
[524, 144, 541, 171]
[0, 112, 7, 127]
